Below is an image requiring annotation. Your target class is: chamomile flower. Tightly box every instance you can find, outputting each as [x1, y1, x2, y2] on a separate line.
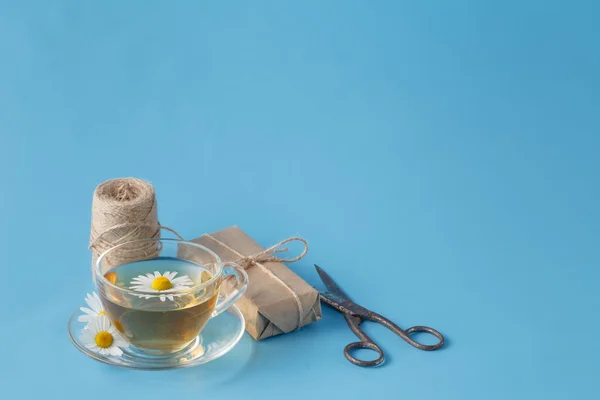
[79, 315, 128, 357]
[130, 271, 193, 302]
[78, 292, 106, 324]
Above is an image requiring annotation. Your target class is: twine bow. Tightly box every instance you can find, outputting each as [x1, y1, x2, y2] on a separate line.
[235, 237, 308, 269]
[202, 234, 309, 331]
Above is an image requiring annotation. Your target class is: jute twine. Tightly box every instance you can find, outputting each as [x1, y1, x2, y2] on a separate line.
[89, 177, 182, 269]
[203, 234, 309, 330]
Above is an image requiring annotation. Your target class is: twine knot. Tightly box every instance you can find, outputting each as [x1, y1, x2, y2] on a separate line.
[203, 234, 310, 330]
[235, 237, 309, 270]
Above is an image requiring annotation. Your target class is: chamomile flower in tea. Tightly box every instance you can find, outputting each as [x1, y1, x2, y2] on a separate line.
[101, 258, 217, 352]
[129, 271, 194, 302]
[78, 292, 107, 325]
[79, 315, 128, 357]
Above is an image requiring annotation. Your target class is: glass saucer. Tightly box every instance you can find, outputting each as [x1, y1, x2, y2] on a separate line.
[68, 305, 245, 370]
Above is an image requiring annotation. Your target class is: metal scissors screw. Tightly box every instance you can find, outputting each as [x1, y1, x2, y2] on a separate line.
[315, 264, 444, 367]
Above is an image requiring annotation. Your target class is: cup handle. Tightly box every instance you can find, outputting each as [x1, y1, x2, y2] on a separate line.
[211, 262, 248, 317]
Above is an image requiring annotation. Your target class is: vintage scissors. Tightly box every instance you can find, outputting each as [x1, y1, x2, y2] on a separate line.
[315, 264, 444, 367]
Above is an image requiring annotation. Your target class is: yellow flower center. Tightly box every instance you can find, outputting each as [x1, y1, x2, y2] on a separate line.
[113, 320, 125, 333]
[151, 276, 173, 291]
[98, 311, 106, 316]
[104, 272, 117, 284]
[95, 331, 114, 348]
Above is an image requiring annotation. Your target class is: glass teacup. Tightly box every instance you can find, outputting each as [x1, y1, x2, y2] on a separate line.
[94, 238, 248, 355]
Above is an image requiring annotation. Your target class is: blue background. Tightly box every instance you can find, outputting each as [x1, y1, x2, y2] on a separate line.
[1, 1, 598, 399]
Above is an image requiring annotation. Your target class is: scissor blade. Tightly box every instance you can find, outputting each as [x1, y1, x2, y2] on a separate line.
[314, 264, 351, 301]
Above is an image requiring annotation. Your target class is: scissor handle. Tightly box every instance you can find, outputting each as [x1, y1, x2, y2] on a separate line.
[342, 315, 386, 367]
[344, 341, 384, 367]
[369, 312, 444, 351]
[403, 325, 444, 350]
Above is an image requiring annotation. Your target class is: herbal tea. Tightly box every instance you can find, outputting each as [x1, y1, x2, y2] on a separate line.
[99, 257, 218, 353]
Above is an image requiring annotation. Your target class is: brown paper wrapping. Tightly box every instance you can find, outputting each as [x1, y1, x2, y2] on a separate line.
[190, 226, 322, 340]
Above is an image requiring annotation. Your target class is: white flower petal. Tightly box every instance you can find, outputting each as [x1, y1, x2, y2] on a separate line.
[78, 314, 94, 323]
[111, 347, 123, 357]
[98, 315, 110, 331]
[88, 317, 100, 333]
[134, 288, 158, 294]
[173, 284, 191, 290]
[82, 336, 95, 345]
[85, 293, 103, 314]
[92, 292, 103, 308]
[154, 271, 161, 278]
[168, 271, 178, 280]
[95, 317, 104, 332]
[171, 275, 190, 283]
[159, 295, 166, 302]
[79, 307, 96, 316]
[81, 329, 94, 339]
[85, 299, 96, 311]
[167, 295, 174, 301]
[80, 334, 93, 345]
[169, 283, 191, 291]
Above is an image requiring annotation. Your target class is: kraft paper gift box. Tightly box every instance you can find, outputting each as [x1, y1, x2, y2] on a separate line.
[186, 226, 322, 340]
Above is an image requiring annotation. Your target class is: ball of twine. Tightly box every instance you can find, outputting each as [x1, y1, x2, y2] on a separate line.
[89, 178, 167, 270]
